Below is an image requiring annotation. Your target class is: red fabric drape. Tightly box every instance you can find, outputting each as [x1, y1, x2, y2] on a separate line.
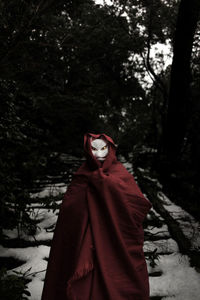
[41, 133, 152, 300]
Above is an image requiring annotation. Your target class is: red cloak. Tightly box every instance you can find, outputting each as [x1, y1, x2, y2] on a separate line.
[41, 133, 152, 300]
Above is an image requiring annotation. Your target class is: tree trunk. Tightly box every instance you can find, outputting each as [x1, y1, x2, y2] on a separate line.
[163, 0, 200, 162]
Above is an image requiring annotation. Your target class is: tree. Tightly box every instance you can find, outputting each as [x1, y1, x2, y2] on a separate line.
[0, 0, 149, 234]
[163, 0, 200, 162]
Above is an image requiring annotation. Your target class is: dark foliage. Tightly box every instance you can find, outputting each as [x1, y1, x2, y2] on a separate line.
[0, 0, 199, 239]
[0, 267, 31, 300]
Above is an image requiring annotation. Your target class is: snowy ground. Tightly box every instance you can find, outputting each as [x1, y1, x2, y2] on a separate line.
[1, 159, 200, 300]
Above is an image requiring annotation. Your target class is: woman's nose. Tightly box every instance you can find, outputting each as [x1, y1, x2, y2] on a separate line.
[97, 150, 103, 157]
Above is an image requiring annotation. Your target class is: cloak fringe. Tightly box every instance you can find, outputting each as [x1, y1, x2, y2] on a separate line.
[66, 261, 94, 300]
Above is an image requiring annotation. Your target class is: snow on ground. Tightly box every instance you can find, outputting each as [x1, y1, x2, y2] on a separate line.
[138, 167, 200, 251]
[30, 182, 67, 198]
[1, 201, 200, 300]
[3, 207, 59, 241]
[148, 207, 165, 220]
[157, 191, 200, 250]
[144, 238, 179, 254]
[148, 253, 200, 300]
[1, 162, 200, 299]
[145, 223, 170, 238]
[0, 244, 49, 300]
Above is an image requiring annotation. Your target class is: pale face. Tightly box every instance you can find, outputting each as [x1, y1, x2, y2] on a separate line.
[91, 138, 109, 161]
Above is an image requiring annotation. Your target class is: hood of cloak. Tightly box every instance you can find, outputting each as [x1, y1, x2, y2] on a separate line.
[83, 132, 117, 171]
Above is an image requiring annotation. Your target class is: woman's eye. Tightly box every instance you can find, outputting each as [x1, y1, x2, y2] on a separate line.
[91, 147, 97, 150]
[101, 146, 107, 150]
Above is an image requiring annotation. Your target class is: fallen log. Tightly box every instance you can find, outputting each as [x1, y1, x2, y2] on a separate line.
[135, 168, 200, 270]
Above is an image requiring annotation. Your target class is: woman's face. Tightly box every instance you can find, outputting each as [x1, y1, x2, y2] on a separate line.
[91, 138, 109, 161]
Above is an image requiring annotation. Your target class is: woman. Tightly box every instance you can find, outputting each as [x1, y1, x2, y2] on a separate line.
[41, 132, 152, 300]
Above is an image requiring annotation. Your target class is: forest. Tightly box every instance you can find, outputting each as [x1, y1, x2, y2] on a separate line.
[0, 0, 200, 299]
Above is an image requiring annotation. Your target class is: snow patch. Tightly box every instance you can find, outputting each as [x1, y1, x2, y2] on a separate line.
[149, 253, 200, 299]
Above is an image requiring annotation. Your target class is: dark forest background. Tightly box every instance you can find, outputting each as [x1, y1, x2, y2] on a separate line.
[0, 0, 200, 242]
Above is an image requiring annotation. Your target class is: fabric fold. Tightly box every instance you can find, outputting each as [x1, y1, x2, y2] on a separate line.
[66, 222, 95, 300]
